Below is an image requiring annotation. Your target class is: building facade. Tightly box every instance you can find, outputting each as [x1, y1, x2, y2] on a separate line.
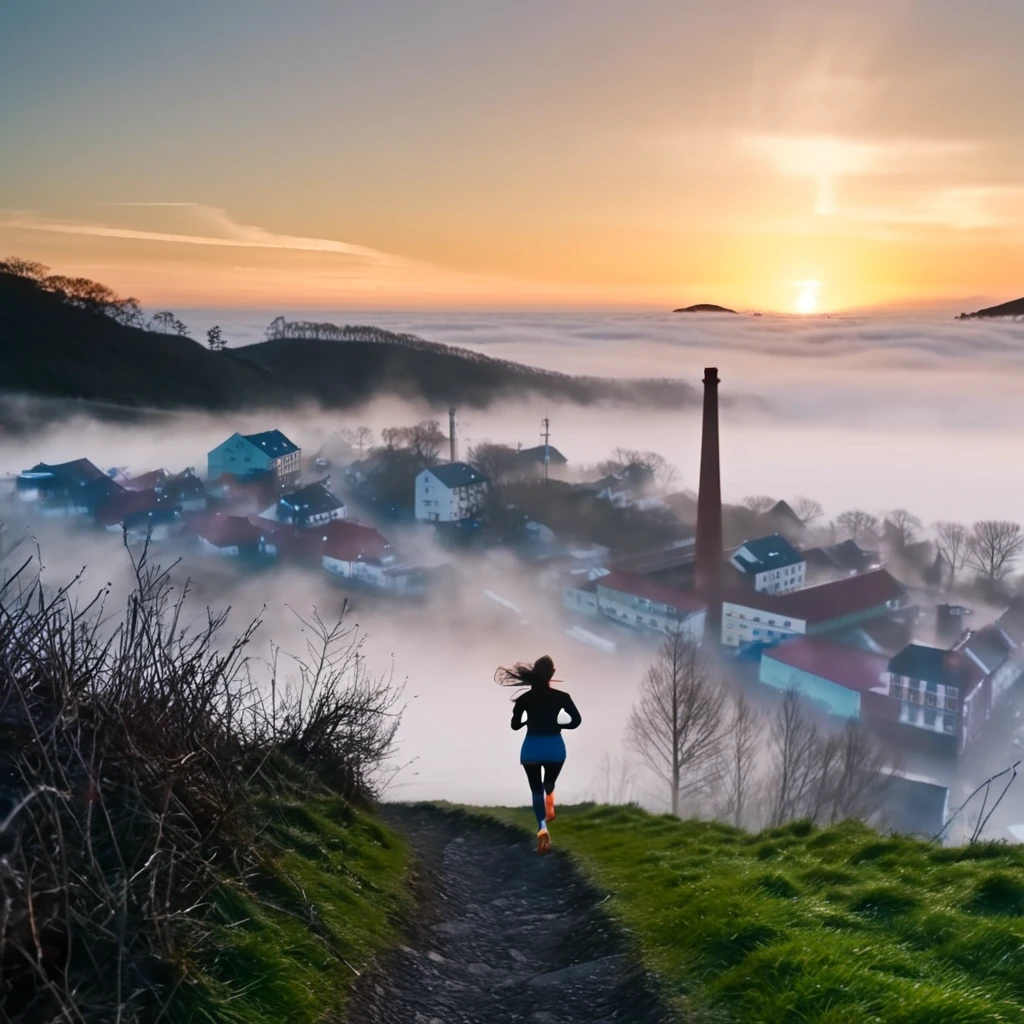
[207, 430, 301, 491]
[415, 463, 488, 522]
[730, 533, 806, 593]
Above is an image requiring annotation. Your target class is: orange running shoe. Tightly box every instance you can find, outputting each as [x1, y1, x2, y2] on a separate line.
[545, 791, 556, 822]
[537, 828, 552, 854]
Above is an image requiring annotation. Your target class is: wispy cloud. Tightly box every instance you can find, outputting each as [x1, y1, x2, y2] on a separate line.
[0, 204, 401, 265]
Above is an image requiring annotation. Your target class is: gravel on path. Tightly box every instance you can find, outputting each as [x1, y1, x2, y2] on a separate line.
[347, 804, 671, 1024]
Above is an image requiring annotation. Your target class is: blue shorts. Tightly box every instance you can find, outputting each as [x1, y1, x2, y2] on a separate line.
[520, 733, 566, 764]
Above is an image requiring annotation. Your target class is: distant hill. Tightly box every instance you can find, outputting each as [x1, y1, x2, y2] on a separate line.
[672, 303, 737, 314]
[0, 271, 713, 424]
[956, 297, 1024, 319]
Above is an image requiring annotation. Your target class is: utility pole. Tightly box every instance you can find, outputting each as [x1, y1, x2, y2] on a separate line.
[541, 417, 551, 482]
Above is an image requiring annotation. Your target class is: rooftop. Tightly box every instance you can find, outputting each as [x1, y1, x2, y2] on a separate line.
[193, 513, 264, 548]
[315, 519, 393, 563]
[517, 444, 568, 465]
[733, 533, 804, 573]
[279, 480, 344, 515]
[597, 570, 707, 615]
[426, 462, 488, 488]
[242, 429, 299, 458]
[763, 636, 890, 695]
[20, 458, 107, 485]
[954, 625, 1013, 675]
[888, 643, 983, 691]
[723, 568, 907, 626]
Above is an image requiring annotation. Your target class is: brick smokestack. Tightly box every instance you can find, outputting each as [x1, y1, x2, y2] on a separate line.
[449, 407, 458, 463]
[695, 367, 723, 642]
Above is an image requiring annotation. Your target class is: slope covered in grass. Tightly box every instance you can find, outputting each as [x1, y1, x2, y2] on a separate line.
[477, 803, 1024, 1024]
[175, 793, 408, 1023]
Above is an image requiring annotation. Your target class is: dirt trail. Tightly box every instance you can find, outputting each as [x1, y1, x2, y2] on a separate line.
[349, 804, 669, 1024]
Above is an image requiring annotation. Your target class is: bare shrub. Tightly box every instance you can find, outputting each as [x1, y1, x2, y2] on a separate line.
[0, 539, 403, 1021]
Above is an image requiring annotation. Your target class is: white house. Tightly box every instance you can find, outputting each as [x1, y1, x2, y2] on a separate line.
[564, 570, 706, 642]
[415, 463, 488, 522]
[262, 480, 346, 529]
[730, 533, 805, 594]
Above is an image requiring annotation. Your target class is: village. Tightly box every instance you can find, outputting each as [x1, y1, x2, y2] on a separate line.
[7, 388, 1024, 838]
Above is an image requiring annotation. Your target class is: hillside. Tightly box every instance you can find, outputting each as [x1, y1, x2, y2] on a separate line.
[673, 303, 737, 313]
[0, 270, 703, 418]
[476, 803, 1024, 1023]
[957, 297, 1024, 319]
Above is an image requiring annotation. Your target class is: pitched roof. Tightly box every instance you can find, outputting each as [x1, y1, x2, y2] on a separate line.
[95, 487, 170, 527]
[314, 520, 393, 563]
[242, 429, 299, 458]
[426, 462, 488, 488]
[123, 469, 169, 491]
[763, 636, 889, 695]
[279, 480, 344, 516]
[955, 626, 1013, 675]
[517, 445, 568, 465]
[597, 571, 706, 614]
[723, 569, 907, 626]
[733, 533, 804, 573]
[764, 500, 805, 529]
[827, 539, 880, 572]
[887, 643, 983, 690]
[996, 603, 1024, 647]
[193, 513, 264, 548]
[21, 458, 107, 485]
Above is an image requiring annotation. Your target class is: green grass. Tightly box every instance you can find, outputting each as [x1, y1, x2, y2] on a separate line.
[172, 794, 408, 1023]
[471, 803, 1024, 1024]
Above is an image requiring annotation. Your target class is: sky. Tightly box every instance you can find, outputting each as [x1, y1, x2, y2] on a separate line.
[2, 1, 1024, 312]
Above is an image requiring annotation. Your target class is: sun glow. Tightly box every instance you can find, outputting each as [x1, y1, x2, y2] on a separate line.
[794, 279, 822, 314]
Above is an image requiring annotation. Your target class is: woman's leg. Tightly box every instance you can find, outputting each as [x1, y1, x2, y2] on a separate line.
[542, 761, 564, 820]
[522, 763, 546, 831]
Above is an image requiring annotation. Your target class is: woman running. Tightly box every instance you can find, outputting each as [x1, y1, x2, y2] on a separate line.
[496, 655, 582, 854]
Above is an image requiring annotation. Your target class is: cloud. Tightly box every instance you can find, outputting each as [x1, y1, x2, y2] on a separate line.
[0, 204, 401, 266]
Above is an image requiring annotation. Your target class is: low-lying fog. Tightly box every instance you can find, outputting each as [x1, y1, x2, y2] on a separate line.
[3, 308, 1024, 808]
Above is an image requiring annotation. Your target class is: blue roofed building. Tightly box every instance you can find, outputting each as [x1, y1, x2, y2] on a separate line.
[415, 462, 488, 522]
[730, 533, 806, 593]
[207, 430, 301, 492]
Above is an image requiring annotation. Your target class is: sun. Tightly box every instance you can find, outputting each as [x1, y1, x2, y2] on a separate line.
[794, 279, 821, 314]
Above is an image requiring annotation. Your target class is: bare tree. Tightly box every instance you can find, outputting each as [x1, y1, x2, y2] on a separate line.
[149, 310, 177, 334]
[627, 631, 727, 815]
[468, 442, 521, 491]
[933, 521, 970, 585]
[719, 692, 761, 827]
[742, 495, 776, 515]
[592, 753, 637, 804]
[377, 420, 446, 465]
[767, 685, 821, 826]
[599, 449, 678, 493]
[828, 721, 893, 823]
[886, 509, 922, 549]
[836, 509, 880, 544]
[967, 520, 1024, 584]
[793, 496, 824, 525]
[342, 426, 376, 456]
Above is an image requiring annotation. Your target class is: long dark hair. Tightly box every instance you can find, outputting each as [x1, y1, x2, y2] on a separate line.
[495, 654, 555, 691]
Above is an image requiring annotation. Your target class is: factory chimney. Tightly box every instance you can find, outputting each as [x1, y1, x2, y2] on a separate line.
[449, 407, 458, 463]
[694, 367, 723, 643]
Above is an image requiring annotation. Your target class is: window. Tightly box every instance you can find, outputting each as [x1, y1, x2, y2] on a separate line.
[753, 628, 760, 636]
[727, 622, 734, 629]
[946, 697, 958, 710]
[784, 620, 791, 627]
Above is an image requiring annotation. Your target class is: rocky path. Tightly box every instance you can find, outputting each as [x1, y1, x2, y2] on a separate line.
[348, 804, 668, 1024]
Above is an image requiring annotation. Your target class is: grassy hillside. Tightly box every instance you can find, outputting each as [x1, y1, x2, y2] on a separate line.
[475, 803, 1024, 1024]
[178, 791, 407, 1024]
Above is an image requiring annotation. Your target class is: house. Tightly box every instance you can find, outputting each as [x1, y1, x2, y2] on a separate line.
[15, 459, 116, 516]
[564, 570, 706, 642]
[877, 772, 949, 839]
[121, 507, 183, 543]
[802, 540, 881, 582]
[722, 568, 909, 648]
[415, 463, 488, 522]
[759, 636, 892, 720]
[515, 444, 568, 479]
[123, 469, 170, 491]
[95, 488, 174, 532]
[761, 499, 806, 541]
[207, 430, 301, 491]
[265, 480, 346, 528]
[881, 643, 985, 753]
[730, 533, 806, 593]
[312, 520, 423, 593]
[191, 513, 267, 557]
[160, 469, 207, 511]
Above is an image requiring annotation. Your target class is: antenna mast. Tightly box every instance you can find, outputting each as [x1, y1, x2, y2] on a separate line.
[541, 417, 551, 482]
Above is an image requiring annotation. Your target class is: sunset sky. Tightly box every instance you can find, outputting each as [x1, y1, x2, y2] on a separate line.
[2, 1, 1023, 312]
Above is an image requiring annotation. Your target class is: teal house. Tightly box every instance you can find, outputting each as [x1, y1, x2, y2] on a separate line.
[207, 430, 301, 491]
[759, 636, 891, 719]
